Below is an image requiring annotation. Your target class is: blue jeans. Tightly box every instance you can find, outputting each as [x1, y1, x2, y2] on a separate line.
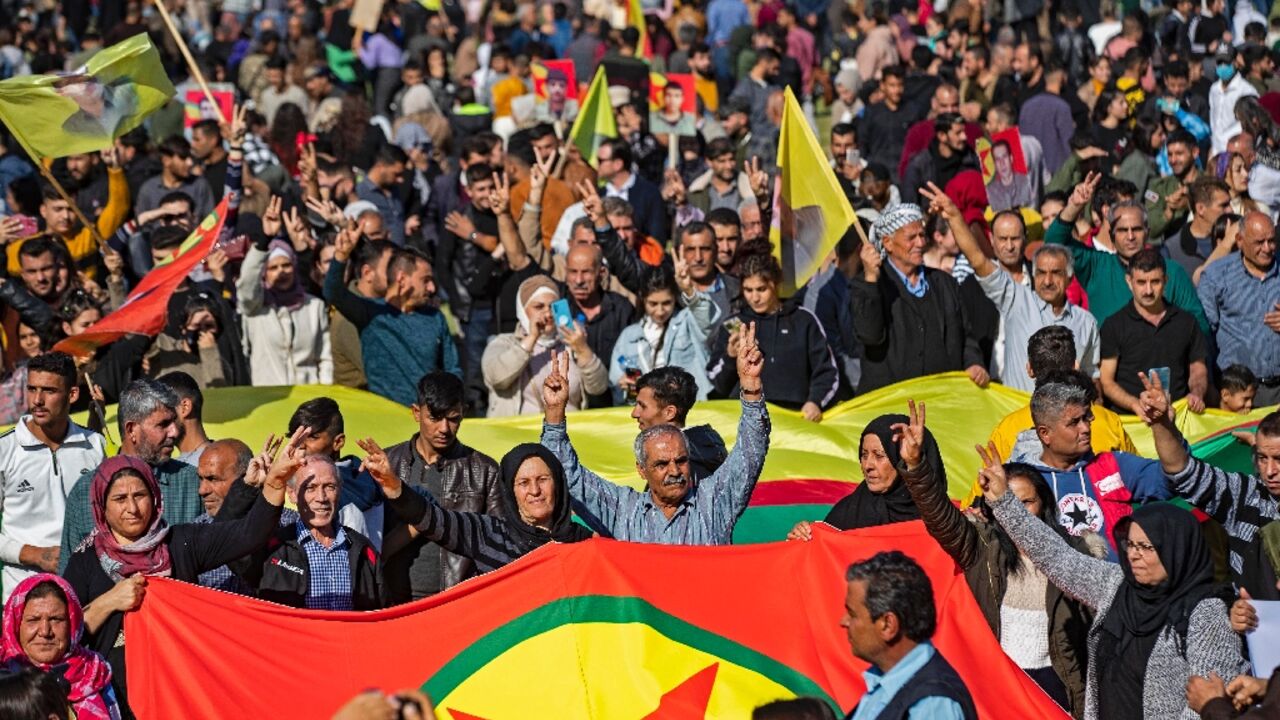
[462, 305, 494, 416]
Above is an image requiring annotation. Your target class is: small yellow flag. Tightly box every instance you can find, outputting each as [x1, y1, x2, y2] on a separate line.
[770, 87, 856, 296]
[568, 66, 618, 167]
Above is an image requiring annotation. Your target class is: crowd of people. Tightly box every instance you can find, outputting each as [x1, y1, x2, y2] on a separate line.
[4, 0, 1280, 717]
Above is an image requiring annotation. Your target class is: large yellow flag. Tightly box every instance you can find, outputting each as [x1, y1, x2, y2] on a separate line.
[771, 86, 856, 296]
[568, 66, 618, 167]
[0, 34, 174, 160]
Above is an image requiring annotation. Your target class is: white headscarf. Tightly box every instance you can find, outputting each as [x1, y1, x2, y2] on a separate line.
[515, 276, 561, 348]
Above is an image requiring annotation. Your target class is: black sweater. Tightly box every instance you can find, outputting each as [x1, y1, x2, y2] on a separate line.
[705, 301, 839, 410]
[62, 494, 282, 718]
[851, 264, 981, 394]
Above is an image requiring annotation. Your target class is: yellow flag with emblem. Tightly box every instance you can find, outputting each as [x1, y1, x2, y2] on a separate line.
[770, 86, 856, 296]
[568, 66, 618, 167]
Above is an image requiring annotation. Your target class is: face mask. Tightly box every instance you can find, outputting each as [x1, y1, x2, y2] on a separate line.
[1217, 64, 1236, 82]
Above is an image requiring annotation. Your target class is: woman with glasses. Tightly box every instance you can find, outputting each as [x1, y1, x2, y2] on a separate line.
[977, 443, 1245, 720]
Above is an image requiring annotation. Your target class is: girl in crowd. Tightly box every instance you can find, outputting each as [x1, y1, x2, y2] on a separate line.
[895, 401, 1094, 718]
[786, 410, 947, 538]
[1192, 212, 1241, 286]
[706, 242, 837, 421]
[236, 195, 333, 386]
[610, 259, 719, 404]
[978, 443, 1244, 720]
[1, 574, 120, 719]
[63, 433, 299, 716]
[481, 275, 608, 417]
[1212, 152, 1265, 216]
[360, 439, 592, 572]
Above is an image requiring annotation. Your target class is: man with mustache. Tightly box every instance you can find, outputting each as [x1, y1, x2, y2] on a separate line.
[57, 378, 202, 572]
[540, 323, 769, 544]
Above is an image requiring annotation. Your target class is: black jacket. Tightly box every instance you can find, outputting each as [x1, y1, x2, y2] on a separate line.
[594, 225, 674, 298]
[615, 174, 670, 242]
[63, 493, 282, 718]
[851, 264, 982, 394]
[379, 438, 502, 603]
[242, 519, 384, 611]
[901, 142, 979, 205]
[436, 206, 506, 321]
[706, 300, 839, 410]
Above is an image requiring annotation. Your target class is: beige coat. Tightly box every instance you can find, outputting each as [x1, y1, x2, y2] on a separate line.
[481, 332, 608, 418]
[235, 246, 334, 386]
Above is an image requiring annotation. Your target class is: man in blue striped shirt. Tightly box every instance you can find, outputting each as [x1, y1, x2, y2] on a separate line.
[540, 322, 769, 545]
[1198, 211, 1280, 405]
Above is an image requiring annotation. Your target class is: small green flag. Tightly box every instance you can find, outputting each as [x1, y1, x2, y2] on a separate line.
[325, 44, 359, 85]
[568, 66, 617, 167]
[0, 33, 174, 160]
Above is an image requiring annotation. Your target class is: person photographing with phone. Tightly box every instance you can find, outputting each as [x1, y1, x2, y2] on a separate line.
[481, 275, 608, 418]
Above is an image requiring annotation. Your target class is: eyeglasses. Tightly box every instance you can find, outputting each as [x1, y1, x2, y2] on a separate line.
[1122, 539, 1157, 556]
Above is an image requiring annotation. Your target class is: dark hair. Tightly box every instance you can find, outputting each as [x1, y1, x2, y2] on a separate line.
[1132, 116, 1163, 156]
[831, 122, 856, 141]
[638, 267, 679, 307]
[676, 220, 712, 248]
[755, 47, 781, 65]
[1027, 325, 1076, 383]
[57, 288, 99, 325]
[1211, 212, 1242, 246]
[266, 55, 288, 71]
[636, 367, 698, 424]
[1258, 410, 1280, 439]
[416, 371, 465, 414]
[1092, 88, 1126, 124]
[844, 551, 936, 642]
[1190, 176, 1230, 213]
[8, 175, 41, 215]
[1220, 364, 1258, 394]
[158, 135, 192, 158]
[352, 238, 393, 276]
[26, 351, 77, 389]
[972, 463, 1059, 576]
[737, 246, 783, 285]
[24, 579, 68, 607]
[1167, 128, 1198, 151]
[17, 235, 63, 263]
[1165, 58, 1189, 79]
[0, 666, 70, 720]
[705, 207, 741, 229]
[934, 112, 964, 135]
[910, 44, 934, 70]
[1090, 176, 1137, 219]
[881, 64, 905, 82]
[157, 191, 194, 211]
[158, 371, 204, 420]
[1126, 247, 1166, 275]
[465, 162, 494, 185]
[149, 224, 189, 251]
[1042, 190, 1069, 207]
[706, 136, 735, 160]
[752, 697, 838, 720]
[460, 134, 496, 161]
[288, 397, 344, 436]
[601, 137, 633, 168]
[374, 144, 409, 168]
[389, 247, 430, 283]
[191, 118, 221, 141]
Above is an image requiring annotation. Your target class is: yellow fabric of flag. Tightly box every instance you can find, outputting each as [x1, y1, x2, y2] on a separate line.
[0, 34, 174, 160]
[628, 0, 653, 61]
[771, 86, 856, 296]
[568, 66, 618, 167]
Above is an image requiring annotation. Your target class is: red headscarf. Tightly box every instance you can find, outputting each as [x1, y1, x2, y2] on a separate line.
[90, 456, 172, 582]
[1, 574, 116, 719]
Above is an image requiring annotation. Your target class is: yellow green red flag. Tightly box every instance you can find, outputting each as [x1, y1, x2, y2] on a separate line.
[628, 0, 653, 61]
[568, 66, 618, 167]
[770, 86, 857, 296]
[0, 33, 174, 160]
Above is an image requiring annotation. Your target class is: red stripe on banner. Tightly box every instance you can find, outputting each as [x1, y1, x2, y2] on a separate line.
[748, 478, 856, 506]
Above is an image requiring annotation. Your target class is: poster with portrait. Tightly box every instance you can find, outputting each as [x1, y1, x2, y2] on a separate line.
[183, 83, 236, 129]
[648, 72, 696, 138]
[977, 128, 1034, 212]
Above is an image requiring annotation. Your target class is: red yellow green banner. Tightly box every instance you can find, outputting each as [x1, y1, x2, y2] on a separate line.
[124, 520, 1067, 718]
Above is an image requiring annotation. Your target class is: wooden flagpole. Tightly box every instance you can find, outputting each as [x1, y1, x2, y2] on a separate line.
[33, 161, 104, 246]
[150, 0, 227, 124]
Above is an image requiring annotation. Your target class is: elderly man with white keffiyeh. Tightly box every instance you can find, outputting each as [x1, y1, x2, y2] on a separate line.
[850, 202, 988, 393]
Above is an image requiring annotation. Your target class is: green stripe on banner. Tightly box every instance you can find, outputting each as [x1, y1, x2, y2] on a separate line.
[732, 504, 834, 544]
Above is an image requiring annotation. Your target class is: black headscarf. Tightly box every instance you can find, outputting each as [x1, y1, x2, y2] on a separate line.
[1096, 503, 1236, 720]
[497, 443, 593, 554]
[822, 414, 947, 530]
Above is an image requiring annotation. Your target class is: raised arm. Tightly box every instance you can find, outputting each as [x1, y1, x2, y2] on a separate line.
[322, 223, 379, 329]
[580, 179, 652, 296]
[895, 400, 980, 569]
[920, 182, 995, 277]
[700, 322, 769, 531]
[978, 442, 1123, 610]
[490, 171, 531, 272]
[539, 350, 630, 532]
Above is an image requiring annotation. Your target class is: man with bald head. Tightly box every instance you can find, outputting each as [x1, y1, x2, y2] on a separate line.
[562, 242, 636, 384]
[898, 84, 983, 180]
[193, 438, 256, 593]
[1199, 211, 1280, 404]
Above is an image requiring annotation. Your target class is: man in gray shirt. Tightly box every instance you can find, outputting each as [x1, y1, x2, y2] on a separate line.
[541, 323, 770, 545]
[134, 135, 216, 219]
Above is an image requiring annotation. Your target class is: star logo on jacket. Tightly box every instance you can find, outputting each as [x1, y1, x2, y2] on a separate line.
[1056, 493, 1102, 535]
[14, 479, 33, 493]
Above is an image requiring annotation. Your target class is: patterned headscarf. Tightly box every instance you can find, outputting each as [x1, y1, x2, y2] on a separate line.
[90, 456, 172, 583]
[869, 202, 924, 253]
[1, 574, 115, 719]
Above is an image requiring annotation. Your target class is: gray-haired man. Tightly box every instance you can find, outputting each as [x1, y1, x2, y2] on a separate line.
[58, 378, 203, 571]
[1009, 380, 1171, 557]
[540, 322, 770, 545]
